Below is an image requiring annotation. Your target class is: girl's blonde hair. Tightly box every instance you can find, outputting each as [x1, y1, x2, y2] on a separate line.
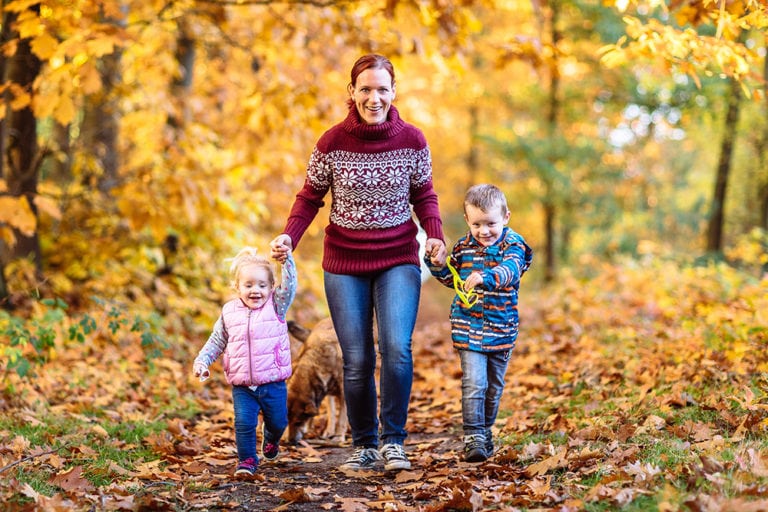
[227, 247, 275, 290]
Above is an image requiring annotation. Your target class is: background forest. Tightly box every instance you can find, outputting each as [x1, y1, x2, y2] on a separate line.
[1, 0, 768, 511]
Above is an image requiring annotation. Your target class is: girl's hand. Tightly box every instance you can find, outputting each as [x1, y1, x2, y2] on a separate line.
[193, 363, 210, 382]
[425, 238, 447, 266]
[270, 234, 293, 263]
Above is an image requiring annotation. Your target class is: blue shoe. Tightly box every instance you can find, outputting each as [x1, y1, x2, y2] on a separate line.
[234, 457, 258, 477]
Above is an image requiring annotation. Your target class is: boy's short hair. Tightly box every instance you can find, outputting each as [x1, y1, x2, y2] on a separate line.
[464, 184, 509, 216]
[228, 247, 275, 290]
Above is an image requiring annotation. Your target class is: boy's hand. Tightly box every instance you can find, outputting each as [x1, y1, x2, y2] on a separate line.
[270, 234, 293, 263]
[463, 271, 483, 291]
[425, 238, 447, 266]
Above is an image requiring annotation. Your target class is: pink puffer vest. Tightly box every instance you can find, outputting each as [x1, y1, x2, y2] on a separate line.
[220, 296, 292, 386]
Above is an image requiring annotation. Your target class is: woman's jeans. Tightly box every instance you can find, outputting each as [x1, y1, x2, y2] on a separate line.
[459, 349, 511, 441]
[324, 264, 421, 448]
[232, 381, 288, 462]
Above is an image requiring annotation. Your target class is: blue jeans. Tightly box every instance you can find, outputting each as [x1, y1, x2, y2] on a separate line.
[459, 349, 511, 440]
[324, 264, 421, 448]
[232, 381, 288, 462]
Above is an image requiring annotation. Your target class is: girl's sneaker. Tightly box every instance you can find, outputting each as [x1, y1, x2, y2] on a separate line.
[262, 439, 279, 461]
[234, 457, 258, 477]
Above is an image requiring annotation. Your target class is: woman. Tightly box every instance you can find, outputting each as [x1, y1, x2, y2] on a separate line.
[270, 54, 446, 471]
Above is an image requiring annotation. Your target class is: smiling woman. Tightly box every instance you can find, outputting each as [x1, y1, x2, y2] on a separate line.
[270, 53, 448, 473]
[347, 59, 396, 125]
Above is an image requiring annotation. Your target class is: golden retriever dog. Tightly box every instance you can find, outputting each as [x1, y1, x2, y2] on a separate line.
[286, 318, 347, 444]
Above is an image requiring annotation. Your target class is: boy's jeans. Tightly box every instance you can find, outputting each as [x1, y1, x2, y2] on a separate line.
[232, 381, 288, 462]
[324, 264, 421, 448]
[459, 349, 511, 440]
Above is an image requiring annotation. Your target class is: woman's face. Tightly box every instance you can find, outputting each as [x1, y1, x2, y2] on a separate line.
[348, 68, 395, 125]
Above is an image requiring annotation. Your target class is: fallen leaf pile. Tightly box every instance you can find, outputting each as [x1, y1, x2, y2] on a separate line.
[1, 258, 767, 510]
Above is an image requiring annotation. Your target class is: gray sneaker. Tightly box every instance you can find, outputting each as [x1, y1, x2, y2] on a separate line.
[380, 443, 411, 470]
[463, 434, 488, 463]
[340, 447, 382, 470]
[485, 432, 494, 456]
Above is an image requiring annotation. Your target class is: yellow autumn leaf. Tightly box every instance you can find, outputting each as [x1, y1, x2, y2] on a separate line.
[30, 32, 58, 60]
[87, 36, 117, 58]
[0, 196, 36, 236]
[53, 95, 77, 125]
[10, 88, 31, 110]
[0, 226, 17, 246]
[80, 61, 102, 94]
[5, 0, 42, 13]
[33, 195, 61, 220]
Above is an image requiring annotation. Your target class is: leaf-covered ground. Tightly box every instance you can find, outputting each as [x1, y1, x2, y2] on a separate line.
[1, 259, 767, 511]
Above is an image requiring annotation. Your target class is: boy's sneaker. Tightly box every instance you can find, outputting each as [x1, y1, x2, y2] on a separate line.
[485, 433, 494, 456]
[339, 447, 382, 470]
[380, 443, 411, 471]
[463, 434, 488, 463]
[234, 457, 258, 477]
[485, 438, 495, 457]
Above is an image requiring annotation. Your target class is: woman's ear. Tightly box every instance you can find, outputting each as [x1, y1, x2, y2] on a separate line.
[347, 82, 355, 98]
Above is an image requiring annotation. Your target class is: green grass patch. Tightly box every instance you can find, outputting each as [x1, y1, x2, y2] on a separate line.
[0, 410, 167, 493]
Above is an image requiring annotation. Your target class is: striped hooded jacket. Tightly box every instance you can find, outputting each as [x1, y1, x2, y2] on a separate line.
[426, 227, 533, 352]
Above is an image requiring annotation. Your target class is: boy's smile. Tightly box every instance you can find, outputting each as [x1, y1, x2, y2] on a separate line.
[464, 203, 510, 247]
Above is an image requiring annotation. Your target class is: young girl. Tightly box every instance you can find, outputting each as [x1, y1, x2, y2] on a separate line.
[193, 246, 297, 477]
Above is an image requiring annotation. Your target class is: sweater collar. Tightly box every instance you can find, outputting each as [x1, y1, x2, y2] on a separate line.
[342, 104, 405, 140]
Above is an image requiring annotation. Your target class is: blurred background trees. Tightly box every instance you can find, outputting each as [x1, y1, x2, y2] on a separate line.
[0, 0, 766, 351]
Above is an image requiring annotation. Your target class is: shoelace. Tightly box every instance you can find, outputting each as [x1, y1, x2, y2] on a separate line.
[445, 259, 479, 308]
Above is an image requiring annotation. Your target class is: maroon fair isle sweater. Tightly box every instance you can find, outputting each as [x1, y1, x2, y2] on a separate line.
[283, 105, 444, 275]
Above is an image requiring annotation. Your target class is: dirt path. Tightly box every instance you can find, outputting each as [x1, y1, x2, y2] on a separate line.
[209, 433, 468, 511]
[187, 281, 480, 511]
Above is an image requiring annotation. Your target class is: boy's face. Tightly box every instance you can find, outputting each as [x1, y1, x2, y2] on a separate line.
[464, 203, 510, 247]
[237, 264, 273, 309]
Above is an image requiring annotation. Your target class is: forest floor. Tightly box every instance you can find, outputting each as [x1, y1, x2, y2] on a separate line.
[180, 281, 492, 511]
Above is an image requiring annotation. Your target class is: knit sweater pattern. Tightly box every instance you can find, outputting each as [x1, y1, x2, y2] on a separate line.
[284, 105, 444, 275]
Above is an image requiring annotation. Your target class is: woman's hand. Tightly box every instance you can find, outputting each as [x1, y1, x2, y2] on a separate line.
[425, 238, 447, 267]
[270, 234, 293, 263]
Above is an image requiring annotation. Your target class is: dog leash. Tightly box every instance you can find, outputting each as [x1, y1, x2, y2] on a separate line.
[445, 258, 479, 308]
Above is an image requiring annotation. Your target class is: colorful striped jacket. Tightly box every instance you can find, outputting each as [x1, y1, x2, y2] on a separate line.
[426, 227, 533, 352]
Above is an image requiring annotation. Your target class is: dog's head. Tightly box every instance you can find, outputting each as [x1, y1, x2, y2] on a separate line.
[287, 397, 319, 444]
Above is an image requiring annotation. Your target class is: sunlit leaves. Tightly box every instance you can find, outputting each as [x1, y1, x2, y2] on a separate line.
[601, 0, 768, 93]
[0, 194, 37, 238]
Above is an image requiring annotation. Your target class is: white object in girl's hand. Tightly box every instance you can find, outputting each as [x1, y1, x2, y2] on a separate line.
[199, 369, 210, 382]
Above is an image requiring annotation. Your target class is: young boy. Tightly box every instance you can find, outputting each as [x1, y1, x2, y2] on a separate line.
[425, 184, 533, 462]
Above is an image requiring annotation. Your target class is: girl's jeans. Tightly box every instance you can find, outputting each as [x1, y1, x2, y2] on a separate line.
[232, 381, 288, 462]
[324, 264, 421, 448]
[459, 349, 511, 441]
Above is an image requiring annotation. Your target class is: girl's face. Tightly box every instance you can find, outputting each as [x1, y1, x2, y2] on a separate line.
[348, 68, 395, 125]
[464, 203, 510, 247]
[236, 264, 273, 309]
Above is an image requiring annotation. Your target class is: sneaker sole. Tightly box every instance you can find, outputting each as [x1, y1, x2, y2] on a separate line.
[465, 452, 488, 463]
[384, 460, 411, 471]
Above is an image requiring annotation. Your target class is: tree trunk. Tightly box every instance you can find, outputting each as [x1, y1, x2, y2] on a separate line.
[761, 41, 768, 231]
[81, 51, 121, 194]
[543, 0, 561, 283]
[466, 104, 479, 190]
[706, 78, 741, 253]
